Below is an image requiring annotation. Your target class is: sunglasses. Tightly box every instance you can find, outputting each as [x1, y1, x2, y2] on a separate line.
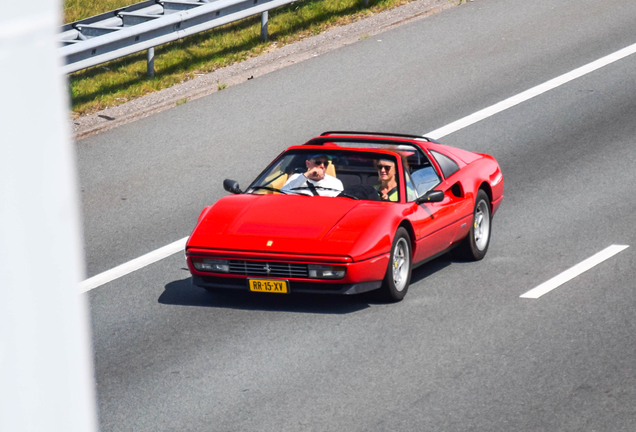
[312, 159, 330, 167]
[377, 164, 393, 171]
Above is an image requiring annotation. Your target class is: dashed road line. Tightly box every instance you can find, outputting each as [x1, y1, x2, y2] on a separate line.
[80, 237, 187, 293]
[520, 245, 629, 299]
[425, 42, 636, 140]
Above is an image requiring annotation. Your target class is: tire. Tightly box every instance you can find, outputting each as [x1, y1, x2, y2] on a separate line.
[456, 189, 491, 261]
[380, 227, 412, 302]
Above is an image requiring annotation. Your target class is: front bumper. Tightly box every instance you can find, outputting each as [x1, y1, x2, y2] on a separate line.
[192, 275, 382, 295]
[187, 248, 389, 295]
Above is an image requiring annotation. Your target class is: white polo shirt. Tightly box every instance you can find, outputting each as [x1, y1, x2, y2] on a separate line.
[281, 173, 344, 197]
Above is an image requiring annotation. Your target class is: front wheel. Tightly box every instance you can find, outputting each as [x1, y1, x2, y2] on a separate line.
[456, 189, 491, 261]
[380, 227, 412, 302]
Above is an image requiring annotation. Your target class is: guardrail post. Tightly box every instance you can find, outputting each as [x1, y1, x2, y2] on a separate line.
[147, 47, 155, 77]
[260, 11, 268, 42]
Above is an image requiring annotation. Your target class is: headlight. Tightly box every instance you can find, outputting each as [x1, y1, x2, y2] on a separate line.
[192, 258, 229, 273]
[308, 265, 346, 279]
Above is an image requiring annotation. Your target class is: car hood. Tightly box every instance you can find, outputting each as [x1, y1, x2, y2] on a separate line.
[187, 194, 391, 259]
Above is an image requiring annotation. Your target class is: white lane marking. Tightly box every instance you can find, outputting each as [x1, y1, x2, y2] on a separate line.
[79, 237, 187, 293]
[520, 245, 629, 299]
[425, 42, 636, 139]
[81, 42, 636, 293]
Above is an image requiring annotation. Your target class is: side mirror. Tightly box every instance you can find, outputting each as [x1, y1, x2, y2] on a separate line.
[416, 190, 444, 204]
[223, 179, 243, 194]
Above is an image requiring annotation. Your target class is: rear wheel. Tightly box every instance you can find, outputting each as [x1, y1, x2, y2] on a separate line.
[380, 227, 412, 302]
[456, 189, 491, 261]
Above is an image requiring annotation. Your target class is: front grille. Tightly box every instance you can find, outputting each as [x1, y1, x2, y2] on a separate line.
[228, 260, 308, 278]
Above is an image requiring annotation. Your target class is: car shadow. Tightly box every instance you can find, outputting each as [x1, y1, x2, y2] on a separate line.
[409, 254, 454, 285]
[159, 277, 374, 314]
[160, 253, 461, 313]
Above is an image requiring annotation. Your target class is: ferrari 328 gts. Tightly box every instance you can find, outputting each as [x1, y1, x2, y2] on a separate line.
[185, 132, 503, 302]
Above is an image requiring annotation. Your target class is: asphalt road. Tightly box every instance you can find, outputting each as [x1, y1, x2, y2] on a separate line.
[78, 0, 636, 430]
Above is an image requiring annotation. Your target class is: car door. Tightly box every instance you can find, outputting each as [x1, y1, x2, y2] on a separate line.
[406, 152, 471, 263]
[407, 194, 461, 264]
[428, 149, 474, 241]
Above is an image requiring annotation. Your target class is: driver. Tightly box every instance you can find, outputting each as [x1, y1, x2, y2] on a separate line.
[281, 154, 343, 197]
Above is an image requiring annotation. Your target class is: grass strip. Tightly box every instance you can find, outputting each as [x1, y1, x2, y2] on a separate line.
[66, 0, 439, 116]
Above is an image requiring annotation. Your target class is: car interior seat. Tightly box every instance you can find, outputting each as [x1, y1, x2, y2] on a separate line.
[251, 171, 288, 194]
[326, 163, 337, 178]
[268, 172, 288, 193]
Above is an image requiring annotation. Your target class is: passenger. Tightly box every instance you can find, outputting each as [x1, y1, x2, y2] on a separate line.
[375, 158, 398, 201]
[281, 154, 343, 197]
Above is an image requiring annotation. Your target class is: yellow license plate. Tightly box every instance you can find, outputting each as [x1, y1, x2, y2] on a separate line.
[248, 279, 288, 294]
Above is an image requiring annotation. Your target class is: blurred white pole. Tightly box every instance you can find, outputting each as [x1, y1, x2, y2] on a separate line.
[0, 1, 98, 432]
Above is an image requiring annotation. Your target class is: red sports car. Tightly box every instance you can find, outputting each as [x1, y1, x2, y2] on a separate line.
[186, 132, 503, 301]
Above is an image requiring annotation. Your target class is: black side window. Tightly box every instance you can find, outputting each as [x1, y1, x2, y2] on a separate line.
[430, 150, 459, 179]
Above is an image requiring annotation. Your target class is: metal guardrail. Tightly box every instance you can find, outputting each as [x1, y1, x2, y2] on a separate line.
[58, 0, 297, 75]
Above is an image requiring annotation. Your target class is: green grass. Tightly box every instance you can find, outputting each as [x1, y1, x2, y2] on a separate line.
[64, 0, 140, 24]
[66, 0, 441, 116]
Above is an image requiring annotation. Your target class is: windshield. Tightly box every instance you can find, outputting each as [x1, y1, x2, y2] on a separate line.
[247, 150, 402, 201]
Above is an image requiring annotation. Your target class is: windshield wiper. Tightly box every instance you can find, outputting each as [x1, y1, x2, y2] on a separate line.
[337, 192, 359, 200]
[249, 186, 287, 194]
[291, 186, 342, 192]
[291, 185, 357, 199]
